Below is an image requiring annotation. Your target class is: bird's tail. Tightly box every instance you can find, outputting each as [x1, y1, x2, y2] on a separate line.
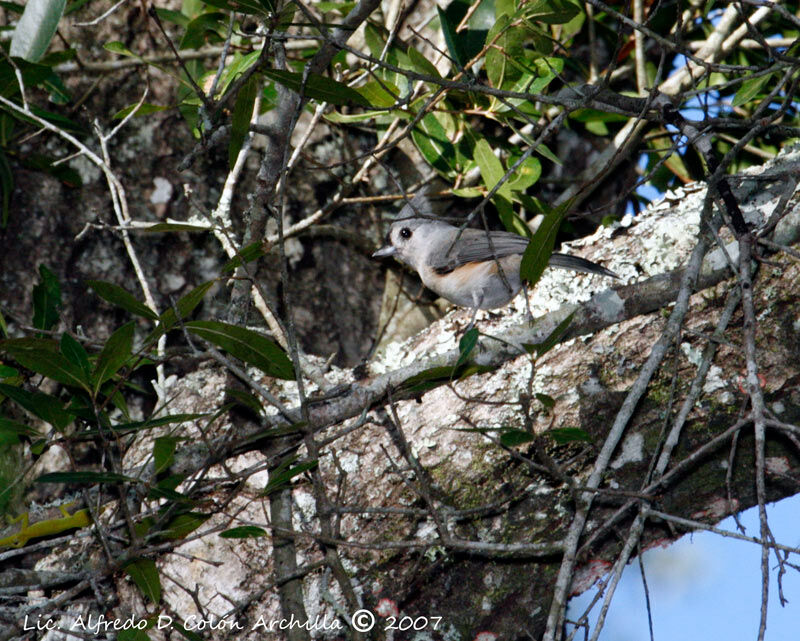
[548, 252, 619, 279]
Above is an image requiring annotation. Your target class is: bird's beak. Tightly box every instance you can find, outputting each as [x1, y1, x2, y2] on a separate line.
[372, 245, 396, 259]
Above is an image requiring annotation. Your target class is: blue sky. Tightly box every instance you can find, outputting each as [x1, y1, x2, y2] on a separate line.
[568, 494, 800, 640]
[569, 7, 800, 638]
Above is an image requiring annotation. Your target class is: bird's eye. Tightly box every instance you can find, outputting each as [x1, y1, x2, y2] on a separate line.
[400, 227, 412, 239]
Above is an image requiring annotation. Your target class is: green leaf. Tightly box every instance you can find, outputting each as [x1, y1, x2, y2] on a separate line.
[220, 525, 267, 539]
[87, 280, 159, 320]
[401, 365, 458, 392]
[36, 471, 140, 484]
[456, 327, 479, 367]
[185, 320, 294, 379]
[355, 81, 399, 108]
[0, 429, 18, 447]
[24, 153, 81, 186]
[92, 321, 134, 395]
[486, 15, 525, 89]
[0, 364, 17, 377]
[547, 427, 592, 444]
[0, 382, 70, 430]
[0, 2, 24, 14]
[474, 138, 525, 234]
[232, 422, 305, 450]
[437, 0, 491, 69]
[229, 74, 258, 169]
[519, 201, 570, 285]
[732, 72, 774, 108]
[43, 71, 71, 104]
[495, 195, 520, 236]
[143, 281, 214, 345]
[226, 388, 264, 415]
[570, 108, 628, 125]
[179, 11, 226, 49]
[507, 156, 542, 192]
[363, 21, 386, 58]
[81, 413, 205, 438]
[361, 22, 413, 93]
[3, 341, 90, 392]
[411, 112, 456, 176]
[201, 0, 269, 15]
[0, 337, 57, 351]
[525, 68, 560, 95]
[215, 51, 261, 97]
[400, 363, 495, 394]
[133, 516, 155, 539]
[499, 429, 535, 447]
[26, 45, 77, 73]
[520, 0, 581, 24]
[153, 437, 178, 475]
[263, 458, 318, 496]
[153, 7, 190, 27]
[263, 69, 371, 107]
[110, 387, 131, 420]
[63, 0, 90, 15]
[0, 417, 39, 443]
[584, 119, 608, 136]
[324, 110, 384, 124]
[473, 138, 512, 198]
[156, 474, 183, 492]
[315, 1, 356, 12]
[535, 393, 555, 409]
[276, 0, 295, 28]
[9, 0, 66, 62]
[522, 311, 575, 357]
[407, 46, 441, 78]
[104, 41, 138, 57]
[533, 142, 561, 166]
[59, 333, 91, 378]
[123, 558, 161, 604]
[171, 281, 213, 319]
[221, 242, 265, 273]
[0, 308, 6, 338]
[0, 58, 48, 97]
[451, 187, 484, 198]
[160, 512, 209, 540]
[496, 0, 515, 16]
[32, 264, 61, 332]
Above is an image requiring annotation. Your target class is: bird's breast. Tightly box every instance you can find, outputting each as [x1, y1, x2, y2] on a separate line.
[419, 257, 523, 309]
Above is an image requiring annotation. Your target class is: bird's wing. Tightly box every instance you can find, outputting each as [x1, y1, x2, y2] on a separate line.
[431, 230, 529, 273]
[431, 228, 619, 279]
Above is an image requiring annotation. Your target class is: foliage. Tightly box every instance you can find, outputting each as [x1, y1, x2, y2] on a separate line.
[0, 269, 295, 606]
[0, 0, 797, 638]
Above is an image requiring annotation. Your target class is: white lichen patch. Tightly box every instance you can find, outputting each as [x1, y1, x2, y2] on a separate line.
[702, 365, 727, 394]
[680, 341, 703, 367]
[150, 176, 174, 204]
[69, 154, 102, 185]
[610, 432, 644, 469]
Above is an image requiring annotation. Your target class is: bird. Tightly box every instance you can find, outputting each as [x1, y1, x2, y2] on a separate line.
[372, 198, 617, 324]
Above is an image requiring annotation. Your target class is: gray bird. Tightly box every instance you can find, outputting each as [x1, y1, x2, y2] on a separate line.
[373, 202, 617, 316]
